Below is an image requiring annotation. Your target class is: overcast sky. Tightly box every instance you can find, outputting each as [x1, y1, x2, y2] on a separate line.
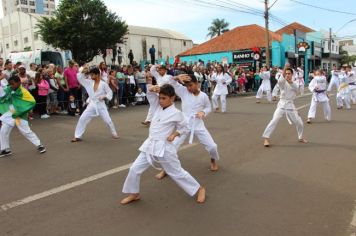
[1, 0, 356, 43]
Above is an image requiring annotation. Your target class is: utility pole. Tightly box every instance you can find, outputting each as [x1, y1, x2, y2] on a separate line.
[264, 0, 271, 68]
[329, 27, 332, 72]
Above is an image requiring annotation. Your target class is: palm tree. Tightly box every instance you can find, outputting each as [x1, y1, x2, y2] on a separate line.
[207, 18, 230, 38]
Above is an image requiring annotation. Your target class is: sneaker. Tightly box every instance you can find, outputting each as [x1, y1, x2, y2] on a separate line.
[40, 114, 50, 119]
[0, 150, 12, 158]
[118, 104, 126, 108]
[112, 105, 118, 109]
[37, 145, 46, 154]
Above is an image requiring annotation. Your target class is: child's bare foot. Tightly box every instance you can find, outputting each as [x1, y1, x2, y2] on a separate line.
[264, 139, 270, 147]
[256, 99, 261, 103]
[306, 118, 311, 124]
[120, 194, 140, 205]
[210, 160, 218, 171]
[196, 187, 206, 203]
[299, 138, 308, 144]
[141, 121, 151, 126]
[214, 108, 219, 112]
[155, 170, 167, 180]
[71, 138, 82, 143]
[112, 134, 120, 139]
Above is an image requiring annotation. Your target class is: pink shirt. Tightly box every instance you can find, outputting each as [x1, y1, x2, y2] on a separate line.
[64, 67, 79, 89]
[37, 79, 49, 96]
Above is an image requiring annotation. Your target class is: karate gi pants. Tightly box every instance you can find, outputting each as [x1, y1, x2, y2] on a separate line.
[256, 87, 272, 102]
[262, 108, 304, 140]
[74, 105, 117, 138]
[212, 94, 227, 112]
[307, 100, 331, 121]
[350, 89, 356, 104]
[298, 85, 304, 95]
[173, 128, 219, 160]
[145, 104, 156, 122]
[122, 152, 201, 196]
[336, 93, 350, 109]
[0, 120, 41, 151]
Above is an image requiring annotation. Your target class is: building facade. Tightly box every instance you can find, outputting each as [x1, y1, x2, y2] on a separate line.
[0, 11, 53, 58]
[91, 25, 194, 66]
[2, 0, 55, 15]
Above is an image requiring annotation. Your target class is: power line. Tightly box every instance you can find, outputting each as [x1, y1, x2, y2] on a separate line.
[290, 0, 356, 16]
[269, 0, 278, 9]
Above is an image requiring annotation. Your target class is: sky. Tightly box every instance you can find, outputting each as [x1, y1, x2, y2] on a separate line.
[1, 0, 356, 43]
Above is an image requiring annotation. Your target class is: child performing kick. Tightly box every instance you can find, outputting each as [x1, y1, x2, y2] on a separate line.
[0, 75, 46, 157]
[307, 70, 331, 124]
[155, 74, 219, 180]
[262, 68, 307, 147]
[121, 84, 206, 205]
[71, 67, 118, 142]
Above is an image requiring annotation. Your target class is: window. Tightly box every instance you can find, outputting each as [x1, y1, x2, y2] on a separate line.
[24, 37, 29, 43]
[332, 45, 335, 52]
[34, 33, 39, 40]
[30, 9, 35, 13]
[14, 40, 18, 46]
[20, 0, 28, 4]
[183, 41, 186, 46]
[336, 46, 339, 52]
[6, 44, 9, 49]
[29, 1, 35, 6]
[21, 8, 28, 13]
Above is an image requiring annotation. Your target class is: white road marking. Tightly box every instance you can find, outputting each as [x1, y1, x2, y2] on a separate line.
[0, 143, 198, 212]
[349, 200, 356, 235]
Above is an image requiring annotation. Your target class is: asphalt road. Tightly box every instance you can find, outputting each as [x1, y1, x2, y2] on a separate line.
[1, 92, 356, 236]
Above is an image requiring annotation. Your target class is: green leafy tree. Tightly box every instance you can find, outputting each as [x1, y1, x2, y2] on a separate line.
[340, 46, 356, 65]
[207, 18, 230, 38]
[37, 0, 128, 63]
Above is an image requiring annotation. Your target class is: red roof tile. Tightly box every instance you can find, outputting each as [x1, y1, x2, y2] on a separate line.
[275, 22, 315, 35]
[180, 24, 282, 56]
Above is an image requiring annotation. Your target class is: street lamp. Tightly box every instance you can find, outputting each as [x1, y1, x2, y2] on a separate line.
[336, 18, 356, 34]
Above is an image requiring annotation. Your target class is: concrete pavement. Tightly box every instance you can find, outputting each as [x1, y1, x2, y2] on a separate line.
[1, 93, 356, 236]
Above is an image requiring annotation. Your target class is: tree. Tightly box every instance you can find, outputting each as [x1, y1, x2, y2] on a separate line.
[37, 0, 128, 63]
[207, 18, 230, 38]
[340, 46, 356, 66]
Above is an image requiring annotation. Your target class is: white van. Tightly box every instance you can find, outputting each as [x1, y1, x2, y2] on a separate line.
[7, 49, 72, 69]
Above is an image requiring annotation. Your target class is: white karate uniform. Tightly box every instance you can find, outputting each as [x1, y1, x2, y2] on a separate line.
[122, 91, 201, 196]
[262, 75, 304, 139]
[307, 76, 331, 121]
[327, 70, 343, 108]
[170, 80, 219, 160]
[294, 68, 305, 95]
[272, 71, 283, 98]
[211, 72, 232, 112]
[347, 70, 356, 104]
[74, 73, 117, 139]
[337, 72, 351, 109]
[0, 88, 41, 151]
[144, 65, 172, 122]
[256, 71, 272, 102]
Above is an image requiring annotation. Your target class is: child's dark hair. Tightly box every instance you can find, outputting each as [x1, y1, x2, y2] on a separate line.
[285, 68, 293, 74]
[89, 67, 100, 75]
[159, 84, 176, 97]
[8, 75, 21, 83]
[187, 74, 198, 83]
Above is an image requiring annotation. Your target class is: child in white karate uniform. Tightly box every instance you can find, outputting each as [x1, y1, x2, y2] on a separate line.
[121, 84, 206, 205]
[0, 75, 46, 157]
[256, 66, 272, 103]
[307, 70, 331, 124]
[155, 74, 219, 180]
[71, 67, 118, 142]
[211, 64, 232, 113]
[142, 64, 172, 126]
[262, 68, 307, 147]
